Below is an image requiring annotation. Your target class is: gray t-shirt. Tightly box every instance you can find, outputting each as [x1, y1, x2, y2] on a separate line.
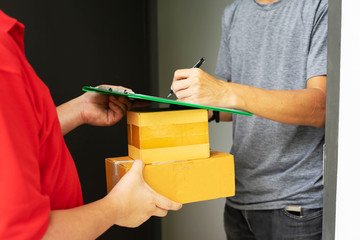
[216, 0, 327, 210]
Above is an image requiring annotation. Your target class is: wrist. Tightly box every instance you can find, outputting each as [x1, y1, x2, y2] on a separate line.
[74, 94, 88, 126]
[73, 96, 86, 128]
[105, 184, 132, 226]
[225, 82, 246, 110]
[102, 194, 122, 225]
[56, 96, 85, 135]
[219, 81, 234, 108]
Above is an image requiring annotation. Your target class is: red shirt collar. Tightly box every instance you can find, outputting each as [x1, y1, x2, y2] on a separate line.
[0, 10, 25, 52]
[0, 10, 19, 32]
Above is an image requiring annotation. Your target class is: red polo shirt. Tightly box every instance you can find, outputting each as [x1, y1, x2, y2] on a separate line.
[0, 10, 83, 239]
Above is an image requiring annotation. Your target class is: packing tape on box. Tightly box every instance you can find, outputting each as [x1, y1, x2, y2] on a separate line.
[112, 161, 121, 187]
[112, 160, 134, 188]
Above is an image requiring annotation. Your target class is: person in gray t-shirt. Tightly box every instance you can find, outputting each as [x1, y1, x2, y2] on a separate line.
[171, 0, 327, 239]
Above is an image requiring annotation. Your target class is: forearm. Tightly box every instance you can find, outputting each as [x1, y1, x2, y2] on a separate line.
[224, 82, 326, 127]
[43, 197, 115, 240]
[56, 96, 84, 135]
[172, 69, 325, 127]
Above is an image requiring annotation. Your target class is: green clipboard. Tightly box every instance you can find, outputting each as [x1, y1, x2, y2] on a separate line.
[82, 86, 253, 116]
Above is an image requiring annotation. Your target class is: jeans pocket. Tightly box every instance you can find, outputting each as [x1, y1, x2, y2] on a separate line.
[282, 207, 323, 221]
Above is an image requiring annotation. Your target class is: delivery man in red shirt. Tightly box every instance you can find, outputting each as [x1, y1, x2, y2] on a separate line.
[0, 10, 181, 239]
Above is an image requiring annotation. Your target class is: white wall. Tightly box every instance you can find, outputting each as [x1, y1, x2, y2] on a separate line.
[335, 1, 360, 239]
[157, 0, 233, 239]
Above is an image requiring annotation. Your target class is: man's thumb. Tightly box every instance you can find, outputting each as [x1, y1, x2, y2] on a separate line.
[129, 159, 145, 176]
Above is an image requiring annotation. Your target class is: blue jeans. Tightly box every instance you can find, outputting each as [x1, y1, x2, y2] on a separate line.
[224, 204, 322, 240]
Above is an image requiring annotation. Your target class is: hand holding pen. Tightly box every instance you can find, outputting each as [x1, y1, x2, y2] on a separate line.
[167, 57, 205, 98]
[170, 58, 229, 109]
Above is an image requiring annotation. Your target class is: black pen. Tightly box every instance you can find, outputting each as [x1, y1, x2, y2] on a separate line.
[167, 57, 205, 98]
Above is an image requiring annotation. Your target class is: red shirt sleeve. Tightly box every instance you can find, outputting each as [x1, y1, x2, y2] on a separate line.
[0, 11, 83, 239]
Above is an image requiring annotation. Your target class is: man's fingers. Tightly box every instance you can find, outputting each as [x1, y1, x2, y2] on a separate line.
[174, 68, 202, 80]
[110, 96, 131, 110]
[152, 192, 182, 211]
[108, 100, 127, 118]
[152, 208, 169, 217]
[173, 88, 194, 100]
[172, 78, 191, 93]
[108, 103, 125, 120]
[100, 84, 133, 92]
[116, 96, 132, 110]
[109, 96, 126, 109]
[173, 69, 192, 81]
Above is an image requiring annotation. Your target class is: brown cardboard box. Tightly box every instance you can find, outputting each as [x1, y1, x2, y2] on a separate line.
[127, 109, 210, 164]
[105, 151, 235, 204]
